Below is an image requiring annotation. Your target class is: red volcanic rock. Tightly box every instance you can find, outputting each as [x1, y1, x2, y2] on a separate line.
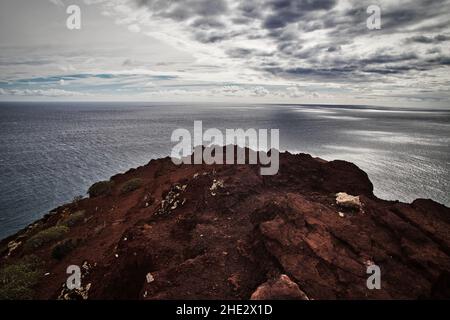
[1, 148, 449, 300]
[250, 274, 309, 300]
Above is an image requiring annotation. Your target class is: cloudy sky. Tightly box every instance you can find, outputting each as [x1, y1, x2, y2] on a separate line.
[0, 0, 449, 106]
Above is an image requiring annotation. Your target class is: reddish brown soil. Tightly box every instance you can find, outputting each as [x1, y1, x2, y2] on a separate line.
[1, 148, 449, 300]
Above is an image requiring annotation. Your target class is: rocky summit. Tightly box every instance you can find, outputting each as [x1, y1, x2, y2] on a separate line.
[1, 147, 449, 300]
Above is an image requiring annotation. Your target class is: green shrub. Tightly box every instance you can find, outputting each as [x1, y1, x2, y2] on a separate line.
[87, 180, 114, 197]
[120, 178, 143, 194]
[51, 239, 80, 260]
[24, 226, 69, 251]
[0, 255, 42, 300]
[59, 210, 85, 227]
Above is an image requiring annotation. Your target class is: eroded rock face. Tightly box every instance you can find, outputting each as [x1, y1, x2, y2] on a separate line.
[250, 275, 309, 300]
[1, 149, 449, 300]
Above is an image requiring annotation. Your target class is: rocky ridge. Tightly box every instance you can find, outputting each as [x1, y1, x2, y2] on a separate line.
[1, 147, 449, 300]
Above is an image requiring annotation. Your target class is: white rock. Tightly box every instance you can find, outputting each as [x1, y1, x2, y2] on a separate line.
[7, 240, 21, 256]
[146, 273, 155, 283]
[336, 192, 361, 210]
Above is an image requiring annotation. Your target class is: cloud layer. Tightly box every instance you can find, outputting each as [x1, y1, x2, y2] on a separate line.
[0, 0, 449, 105]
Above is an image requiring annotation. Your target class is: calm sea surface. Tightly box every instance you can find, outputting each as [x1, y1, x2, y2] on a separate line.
[0, 102, 449, 239]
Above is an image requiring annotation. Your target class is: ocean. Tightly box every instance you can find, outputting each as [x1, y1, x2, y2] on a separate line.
[0, 101, 449, 240]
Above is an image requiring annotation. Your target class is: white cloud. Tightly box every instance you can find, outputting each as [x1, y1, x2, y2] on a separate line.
[48, 0, 64, 7]
[0, 88, 88, 97]
[127, 24, 141, 33]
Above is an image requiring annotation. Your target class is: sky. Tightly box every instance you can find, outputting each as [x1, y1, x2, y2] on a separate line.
[0, 0, 449, 107]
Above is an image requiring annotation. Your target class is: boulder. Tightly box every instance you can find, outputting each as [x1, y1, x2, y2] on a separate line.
[250, 275, 309, 300]
[336, 192, 361, 210]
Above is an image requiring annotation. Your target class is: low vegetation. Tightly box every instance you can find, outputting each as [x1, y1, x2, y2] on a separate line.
[24, 225, 69, 251]
[88, 180, 114, 197]
[0, 255, 43, 300]
[59, 210, 85, 227]
[51, 239, 80, 260]
[120, 178, 143, 194]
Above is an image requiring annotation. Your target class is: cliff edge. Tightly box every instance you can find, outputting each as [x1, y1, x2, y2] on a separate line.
[1, 148, 449, 300]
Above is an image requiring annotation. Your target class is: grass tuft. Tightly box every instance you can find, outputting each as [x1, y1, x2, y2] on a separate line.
[51, 239, 80, 260]
[59, 210, 85, 227]
[0, 255, 43, 300]
[87, 180, 114, 197]
[120, 178, 143, 194]
[24, 226, 69, 251]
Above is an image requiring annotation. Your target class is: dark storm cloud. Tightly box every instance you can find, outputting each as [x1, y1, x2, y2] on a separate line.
[310, 0, 450, 55]
[226, 47, 274, 58]
[191, 17, 226, 29]
[263, 0, 337, 29]
[360, 53, 418, 65]
[379, 0, 450, 31]
[194, 31, 232, 43]
[226, 48, 254, 57]
[276, 66, 357, 78]
[132, 0, 450, 82]
[134, 0, 229, 21]
[426, 55, 450, 65]
[237, 1, 263, 19]
[260, 48, 449, 81]
[326, 46, 341, 53]
[405, 34, 450, 44]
